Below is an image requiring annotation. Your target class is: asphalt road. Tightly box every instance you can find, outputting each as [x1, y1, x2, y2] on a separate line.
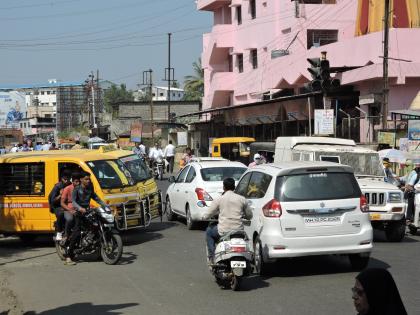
[1, 178, 420, 315]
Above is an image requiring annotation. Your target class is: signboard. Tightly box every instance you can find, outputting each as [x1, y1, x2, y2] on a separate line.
[177, 131, 188, 146]
[0, 91, 26, 128]
[130, 120, 142, 143]
[399, 138, 409, 152]
[408, 120, 420, 140]
[314, 109, 334, 135]
[378, 132, 396, 147]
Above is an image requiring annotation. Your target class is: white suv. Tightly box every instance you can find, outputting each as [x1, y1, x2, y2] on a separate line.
[235, 161, 373, 275]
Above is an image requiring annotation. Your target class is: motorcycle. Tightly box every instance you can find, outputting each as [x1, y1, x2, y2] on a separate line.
[153, 157, 164, 180]
[55, 207, 123, 265]
[207, 221, 253, 291]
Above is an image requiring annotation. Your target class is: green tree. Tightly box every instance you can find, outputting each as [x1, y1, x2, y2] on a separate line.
[104, 84, 134, 112]
[183, 58, 204, 101]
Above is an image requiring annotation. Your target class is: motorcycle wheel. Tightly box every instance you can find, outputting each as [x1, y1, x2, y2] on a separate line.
[101, 233, 123, 265]
[55, 241, 66, 261]
[230, 275, 241, 291]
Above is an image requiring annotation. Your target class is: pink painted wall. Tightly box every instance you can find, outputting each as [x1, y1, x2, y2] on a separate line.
[199, 0, 420, 113]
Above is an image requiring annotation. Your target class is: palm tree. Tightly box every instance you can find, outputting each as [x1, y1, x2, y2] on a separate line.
[183, 58, 204, 100]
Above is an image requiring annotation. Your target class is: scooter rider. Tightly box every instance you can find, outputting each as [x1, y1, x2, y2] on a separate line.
[65, 171, 108, 265]
[202, 178, 253, 264]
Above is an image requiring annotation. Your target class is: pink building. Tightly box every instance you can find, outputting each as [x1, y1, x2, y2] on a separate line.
[196, 0, 420, 144]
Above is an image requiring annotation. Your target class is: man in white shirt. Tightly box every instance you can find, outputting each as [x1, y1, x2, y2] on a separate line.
[163, 140, 176, 173]
[149, 142, 164, 163]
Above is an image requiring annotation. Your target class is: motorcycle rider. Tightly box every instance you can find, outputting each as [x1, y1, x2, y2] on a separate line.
[48, 169, 71, 241]
[60, 172, 82, 241]
[149, 142, 164, 170]
[65, 171, 108, 265]
[133, 141, 146, 158]
[202, 177, 253, 264]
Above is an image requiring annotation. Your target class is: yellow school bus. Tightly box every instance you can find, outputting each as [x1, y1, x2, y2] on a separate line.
[103, 146, 162, 220]
[211, 137, 255, 164]
[0, 149, 151, 240]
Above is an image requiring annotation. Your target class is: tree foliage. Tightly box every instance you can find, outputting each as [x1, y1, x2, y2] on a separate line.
[104, 84, 134, 112]
[183, 58, 204, 101]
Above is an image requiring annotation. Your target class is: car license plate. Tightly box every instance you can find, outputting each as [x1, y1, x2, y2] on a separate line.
[369, 213, 381, 221]
[230, 261, 246, 268]
[303, 216, 341, 225]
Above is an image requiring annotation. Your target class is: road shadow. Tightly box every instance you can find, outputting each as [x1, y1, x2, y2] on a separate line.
[236, 275, 270, 291]
[22, 302, 139, 315]
[373, 229, 419, 243]
[260, 255, 390, 279]
[0, 235, 56, 263]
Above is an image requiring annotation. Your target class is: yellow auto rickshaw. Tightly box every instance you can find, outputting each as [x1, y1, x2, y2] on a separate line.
[211, 137, 255, 164]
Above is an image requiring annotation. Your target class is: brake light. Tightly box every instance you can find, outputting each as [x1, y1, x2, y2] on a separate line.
[262, 199, 282, 217]
[360, 195, 369, 213]
[230, 246, 246, 253]
[195, 188, 213, 201]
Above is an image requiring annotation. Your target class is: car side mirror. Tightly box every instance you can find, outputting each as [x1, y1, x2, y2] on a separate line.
[168, 176, 175, 183]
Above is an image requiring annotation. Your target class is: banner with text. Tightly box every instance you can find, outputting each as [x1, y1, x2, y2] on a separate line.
[314, 109, 334, 135]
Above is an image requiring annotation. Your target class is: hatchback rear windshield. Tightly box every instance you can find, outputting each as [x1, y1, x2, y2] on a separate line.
[275, 172, 361, 202]
[200, 167, 247, 182]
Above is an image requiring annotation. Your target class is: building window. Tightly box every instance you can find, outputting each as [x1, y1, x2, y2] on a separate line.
[178, 93, 181, 97]
[251, 49, 258, 69]
[47, 91, 50, 95]
[250, 0, 256, 19]
[172, 93, 176, 97]
[152, 93, 156, 97]
[40, 91, 44, 95]
[52, 102, 56, 106]
[236, 6, 242, 25]
[45, 114, 51, 118]
[237, 54, 244, 73]
[307, 29, 338, 49]
[159, 93, 164, 97]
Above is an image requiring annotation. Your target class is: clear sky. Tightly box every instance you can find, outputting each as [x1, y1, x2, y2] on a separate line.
[0, 0, 212, 89]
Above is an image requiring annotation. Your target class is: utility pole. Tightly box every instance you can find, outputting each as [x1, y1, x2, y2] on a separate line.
[143, 69, 154, 139]
[164, 33, 175, 122]
[90, 72, 97, 129]
[382, 0, 390, 130]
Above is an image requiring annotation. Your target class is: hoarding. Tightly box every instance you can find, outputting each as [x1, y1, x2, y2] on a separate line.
[130, 120, 142, 143]
[378, 131, 395, 147]
[408, 120, 420, 140]
[314, 109, 334, 135]
[0, 91, 26, 127]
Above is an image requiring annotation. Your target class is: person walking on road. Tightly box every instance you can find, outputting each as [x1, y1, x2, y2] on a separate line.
[164, 140, 176, 174]
[404, 162, 420, 226]
[352, 268, 407, 315]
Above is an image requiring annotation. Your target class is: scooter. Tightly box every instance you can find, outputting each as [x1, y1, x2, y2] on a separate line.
[408, 183, 420, 235]
[207, 222, 253, 291]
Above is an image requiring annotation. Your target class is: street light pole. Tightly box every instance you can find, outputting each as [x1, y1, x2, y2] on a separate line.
[382, 0, 390, 130]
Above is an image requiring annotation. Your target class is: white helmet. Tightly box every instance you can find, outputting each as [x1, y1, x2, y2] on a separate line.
[254, 153, 262, 164]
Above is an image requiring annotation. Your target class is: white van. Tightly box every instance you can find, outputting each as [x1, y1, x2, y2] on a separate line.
[274, 137, 406, 242]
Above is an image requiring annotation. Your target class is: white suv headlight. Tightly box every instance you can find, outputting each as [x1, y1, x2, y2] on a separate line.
[388, 192, 402, 202]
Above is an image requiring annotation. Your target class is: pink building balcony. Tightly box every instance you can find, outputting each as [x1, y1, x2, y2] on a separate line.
[206, 72, 235, 108]
[202, 24, 234, 67]
[197, 0, 231, 11]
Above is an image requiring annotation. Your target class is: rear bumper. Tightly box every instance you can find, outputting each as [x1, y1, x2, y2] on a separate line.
[260, 226, 373, 259]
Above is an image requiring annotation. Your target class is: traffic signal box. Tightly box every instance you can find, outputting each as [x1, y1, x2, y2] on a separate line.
[306, 56, 340, 93]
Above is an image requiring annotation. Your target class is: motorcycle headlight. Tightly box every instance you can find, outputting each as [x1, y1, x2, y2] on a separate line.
[96, 207, 114, 223]
[388, 192, 402, 203]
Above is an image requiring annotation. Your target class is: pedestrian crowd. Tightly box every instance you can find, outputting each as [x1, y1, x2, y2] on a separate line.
[0, 139, 60, 154]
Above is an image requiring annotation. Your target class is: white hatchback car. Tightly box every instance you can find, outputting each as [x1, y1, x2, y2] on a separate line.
[165, 160, 247, 229]
[236, 161, 373, 274]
